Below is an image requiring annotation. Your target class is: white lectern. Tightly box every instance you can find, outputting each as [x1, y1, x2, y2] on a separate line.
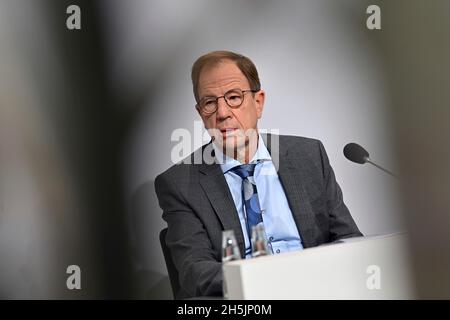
[223, 233, 416, 299]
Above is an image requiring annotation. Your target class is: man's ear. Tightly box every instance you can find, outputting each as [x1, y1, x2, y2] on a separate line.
[255, 90, 265, 119]
[195, 105, 202, 117]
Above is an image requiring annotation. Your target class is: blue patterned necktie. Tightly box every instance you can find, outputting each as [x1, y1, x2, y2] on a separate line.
[230, 163, 264, 250]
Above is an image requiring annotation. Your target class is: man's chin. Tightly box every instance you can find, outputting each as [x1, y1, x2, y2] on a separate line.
[225, 142, 250, 160]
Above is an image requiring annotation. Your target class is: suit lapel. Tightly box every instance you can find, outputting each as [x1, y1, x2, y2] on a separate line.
[198, 158, 246, 258]
[262, 133, 317, 248]
[276, 158, 317, 248]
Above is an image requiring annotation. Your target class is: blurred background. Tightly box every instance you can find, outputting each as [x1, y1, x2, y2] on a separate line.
[0, 0, 449, 299]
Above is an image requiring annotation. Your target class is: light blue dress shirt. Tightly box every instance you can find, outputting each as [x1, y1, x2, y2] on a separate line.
[213, 134, 304, 258]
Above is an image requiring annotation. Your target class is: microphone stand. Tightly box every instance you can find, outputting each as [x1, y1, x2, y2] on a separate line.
[364, 157, 398, 179]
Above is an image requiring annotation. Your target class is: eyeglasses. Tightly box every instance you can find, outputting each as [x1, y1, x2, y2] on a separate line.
[196, 89, 259, 115]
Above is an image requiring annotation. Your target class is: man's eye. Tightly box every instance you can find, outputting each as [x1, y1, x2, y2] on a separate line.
[204, 99, 215, 106]
[228, 95, 240, 100]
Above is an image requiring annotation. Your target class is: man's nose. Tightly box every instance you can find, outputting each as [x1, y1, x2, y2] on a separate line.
[216, 97, 232, 120]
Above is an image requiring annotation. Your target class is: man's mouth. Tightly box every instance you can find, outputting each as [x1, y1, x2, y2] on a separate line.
[220, 128, 238, 136]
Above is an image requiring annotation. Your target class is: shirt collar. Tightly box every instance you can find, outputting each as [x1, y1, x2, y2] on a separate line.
[212, 133, 272, 174]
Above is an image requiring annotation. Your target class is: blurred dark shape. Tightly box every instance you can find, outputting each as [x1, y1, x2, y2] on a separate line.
[0, 0, 134, 298]
[375, 0, 450, 298]
[46, 0, 134, 298]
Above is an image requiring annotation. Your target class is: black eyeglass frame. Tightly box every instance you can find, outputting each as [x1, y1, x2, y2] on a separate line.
[195, 89, 260, 115]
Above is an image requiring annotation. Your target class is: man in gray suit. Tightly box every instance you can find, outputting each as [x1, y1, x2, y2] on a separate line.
[155, 51, 362, 299]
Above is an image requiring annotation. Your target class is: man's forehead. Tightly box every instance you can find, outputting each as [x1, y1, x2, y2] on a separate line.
[198, 63, 249, 95]
[199, 77, 245, 94]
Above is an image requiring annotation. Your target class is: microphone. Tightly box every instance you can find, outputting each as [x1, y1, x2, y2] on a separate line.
[343, 143, 398, 178]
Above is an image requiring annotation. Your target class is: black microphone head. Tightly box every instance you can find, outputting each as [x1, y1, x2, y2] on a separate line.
[343, 143, 369, 164]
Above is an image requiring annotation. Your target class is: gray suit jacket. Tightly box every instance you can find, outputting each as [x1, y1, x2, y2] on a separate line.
[154, 134, 362, 298]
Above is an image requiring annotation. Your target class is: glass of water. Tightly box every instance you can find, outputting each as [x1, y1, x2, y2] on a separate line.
[251, 224, 271, 258]
[222, 230, 241, 262]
